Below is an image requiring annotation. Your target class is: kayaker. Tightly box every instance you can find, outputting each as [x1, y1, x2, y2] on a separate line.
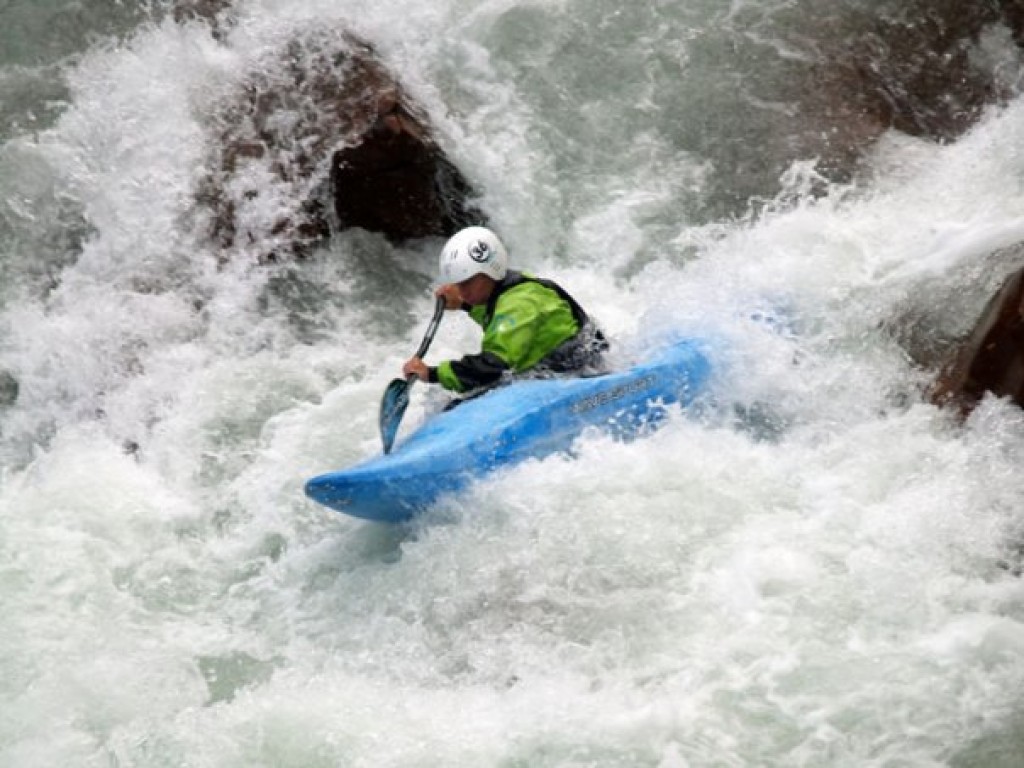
[402, 226, 608, 395]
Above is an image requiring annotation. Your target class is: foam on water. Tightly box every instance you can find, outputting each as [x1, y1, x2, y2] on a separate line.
[2, 1, 1024, 765]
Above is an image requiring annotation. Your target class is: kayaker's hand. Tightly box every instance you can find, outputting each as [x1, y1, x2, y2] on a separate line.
[403, 356, 429, 382]
[435, 283, 463, 310]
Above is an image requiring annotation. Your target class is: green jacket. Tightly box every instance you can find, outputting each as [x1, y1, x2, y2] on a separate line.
[429, 271, 593, 393]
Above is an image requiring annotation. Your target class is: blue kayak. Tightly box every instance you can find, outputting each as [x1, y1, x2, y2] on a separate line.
[304, 339, 711, 522]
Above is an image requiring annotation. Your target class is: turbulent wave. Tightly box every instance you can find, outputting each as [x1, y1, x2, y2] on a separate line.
[2, 1, 1024, 766]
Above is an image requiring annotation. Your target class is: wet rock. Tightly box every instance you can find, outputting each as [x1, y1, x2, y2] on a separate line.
[846, 3, 998, 140]
[172, 0, 235, 42]
[1001, 1, 1024, 45]
[688, 0, 1024, 219]
[746, 0, 1024, 198]
[931, 264, 1024, 414]
[330, 94, 483, 241]
[197, 28, 484, 261]
[172, 0, 233, 27]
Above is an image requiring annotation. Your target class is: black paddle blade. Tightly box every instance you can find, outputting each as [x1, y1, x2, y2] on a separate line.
[379, 377, 411, 454]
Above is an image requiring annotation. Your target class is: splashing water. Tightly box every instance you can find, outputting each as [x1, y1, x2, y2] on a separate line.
[2, 1, 1024, 765]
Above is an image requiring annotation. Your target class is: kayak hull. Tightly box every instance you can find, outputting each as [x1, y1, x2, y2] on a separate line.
[304, 339, 711, 522]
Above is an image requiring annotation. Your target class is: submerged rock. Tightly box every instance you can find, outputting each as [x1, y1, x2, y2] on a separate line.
[172, 0, 234, 39]
[793, 0, 1024, 184]
[195, 27, 484, 260]
[172, 0, 232, 23]
[662, 0, 1024, 220]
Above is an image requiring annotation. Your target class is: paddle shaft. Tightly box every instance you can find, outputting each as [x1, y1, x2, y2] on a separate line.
[379, 295, 446, 453]
[410, 295, 446, 372]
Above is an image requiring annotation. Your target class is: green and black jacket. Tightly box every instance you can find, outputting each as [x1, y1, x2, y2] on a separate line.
[428, 271, 605, 393]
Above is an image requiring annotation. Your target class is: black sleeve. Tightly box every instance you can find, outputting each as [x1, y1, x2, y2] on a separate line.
[449, 351, 511, 390]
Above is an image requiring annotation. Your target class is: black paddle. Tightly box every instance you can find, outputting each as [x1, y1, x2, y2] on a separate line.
[379, 296, 446, 454]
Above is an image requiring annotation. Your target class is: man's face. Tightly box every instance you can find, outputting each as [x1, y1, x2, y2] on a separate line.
[456, 273, 495, 306]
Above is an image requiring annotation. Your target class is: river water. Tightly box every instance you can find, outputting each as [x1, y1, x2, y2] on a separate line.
[2, 1, 1024, 766]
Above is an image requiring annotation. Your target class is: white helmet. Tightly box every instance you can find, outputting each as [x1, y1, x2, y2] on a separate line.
[438, 226, 508, 283]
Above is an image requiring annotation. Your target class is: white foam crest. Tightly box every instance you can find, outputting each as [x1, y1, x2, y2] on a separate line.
[0, 426, 211, 764]
[3, 2, 1024, 766]
[42, 20, 228, 286]
[144, 401, 1022, 764]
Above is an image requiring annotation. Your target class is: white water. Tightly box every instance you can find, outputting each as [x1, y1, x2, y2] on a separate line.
[2, 1, 1024, 766]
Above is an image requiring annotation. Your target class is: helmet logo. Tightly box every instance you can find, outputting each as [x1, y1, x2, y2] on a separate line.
[468, 240, 492, 263]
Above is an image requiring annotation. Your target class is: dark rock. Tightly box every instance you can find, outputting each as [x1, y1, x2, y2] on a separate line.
[885, 244, 1024, 377]
[197, 28, 484, 261]
[745, 0, 1024, 199]
[172, 0, 233, 27]
[847, 3, 997, 140]
[931, 264, 1024, 414]
[172, 0, 236, 43]
[680, 0, 1024, 220]
[1002, 1, 1024, 45]
[330, 94, 483, 241]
